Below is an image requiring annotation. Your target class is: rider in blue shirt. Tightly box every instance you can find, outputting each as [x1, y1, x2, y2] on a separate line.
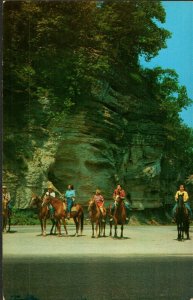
[65, 184, 76, 219]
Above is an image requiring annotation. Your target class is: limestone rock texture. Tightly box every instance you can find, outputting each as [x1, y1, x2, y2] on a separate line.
[3, 86, 169, 209]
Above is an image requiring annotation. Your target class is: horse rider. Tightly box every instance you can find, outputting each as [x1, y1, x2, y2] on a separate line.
[110, 184, 130, 222]
[172, 184, 192, 221]
[93, 189, 106, 222]
[2, 185, 12, 213]
[65, 184, 76, 220]
[43, 183, 56, 218]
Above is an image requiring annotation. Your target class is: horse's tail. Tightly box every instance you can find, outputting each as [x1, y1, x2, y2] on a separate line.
[81, 210, 84, 234]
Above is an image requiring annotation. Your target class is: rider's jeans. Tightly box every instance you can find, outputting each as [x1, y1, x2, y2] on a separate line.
[67, 198, 73, 213]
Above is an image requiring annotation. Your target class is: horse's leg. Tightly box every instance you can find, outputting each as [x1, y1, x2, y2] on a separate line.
[2, 216, 6, 232]
[103, 222, 106, 237]
[4, 219, 7, 232]
[182, 222, 184, 240]
[50, 219, 55, 235]
[7, 212, 11, 232]
[114, 223, 117, 238]
[39, 219, 43, 235]
[73, 217, 79, 237]
[177, 223, 180, 240]
[96, 222, 100, 238]
[95, 222, 98, 238]
[57, 220, 62, 237]
[43, 218, 47, 236]
[77, 215, 82, 236]
[98, 222, 101, 238]
[8, 215, 11, 232]
[120, 224, 123, 238]
[178, 222, 183, 241]
[62, 218, 68, 236]
[109, 220, 112, 236]
[80, 211, 84, 236]
[3, 216, 6, 232]
[92, 222, 95, 238]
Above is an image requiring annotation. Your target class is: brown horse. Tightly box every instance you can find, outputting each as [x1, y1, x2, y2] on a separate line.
[42, 195, 84, 237]
[2, 200, 11, 232]
[30, 194, 57, 236]
[88, 198, 106, 238]
[109, 196, 126, 238]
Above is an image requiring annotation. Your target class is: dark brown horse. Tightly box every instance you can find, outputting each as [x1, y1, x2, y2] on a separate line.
[175, 195, 190, 241]
[109, 196, 126, 238]
[30, 193, 57, 236]
[42, 195, 84, 237]
[88, 198, 106, 238]
[2, 200, 11, 232]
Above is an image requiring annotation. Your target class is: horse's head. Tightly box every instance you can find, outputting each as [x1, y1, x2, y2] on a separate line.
[42, 194, 51, 207]
[115, 195, 124, 206]
[177, 194, 184, 209]
[88, 198, 95, 211]
[30, 193, 41, 208]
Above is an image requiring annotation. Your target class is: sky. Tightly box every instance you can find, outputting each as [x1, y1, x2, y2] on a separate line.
[141, 1, 193, 128]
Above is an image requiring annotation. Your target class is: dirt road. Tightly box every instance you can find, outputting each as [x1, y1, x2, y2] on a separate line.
[3, 225, 193, 300]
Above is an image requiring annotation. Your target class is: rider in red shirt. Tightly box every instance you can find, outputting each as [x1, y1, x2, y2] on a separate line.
[93, 189, 106, 221]
[111, 184, 131, 222]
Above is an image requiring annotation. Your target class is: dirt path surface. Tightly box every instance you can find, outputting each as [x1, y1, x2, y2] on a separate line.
[3, 225, 193, 300]
[3, 225, 193, 258]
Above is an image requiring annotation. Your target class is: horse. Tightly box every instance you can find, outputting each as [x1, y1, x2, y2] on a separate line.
[42, 195, 84, 237]
[175, 195, 190, 241]
[2, 200, 11, 232]
[88, 198, 106, 238]
[30, 193, 57, 236]
[109, 196, 126, 238]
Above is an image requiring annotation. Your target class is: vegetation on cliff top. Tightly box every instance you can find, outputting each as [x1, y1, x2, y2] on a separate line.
[3, 1, 193, 182]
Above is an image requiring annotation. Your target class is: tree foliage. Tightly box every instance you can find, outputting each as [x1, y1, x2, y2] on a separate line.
[3, 0, 193, 180]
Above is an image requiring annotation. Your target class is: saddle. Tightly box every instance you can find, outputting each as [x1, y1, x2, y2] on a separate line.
[62, 202, 77, 212]
[71, 206, 78, 212]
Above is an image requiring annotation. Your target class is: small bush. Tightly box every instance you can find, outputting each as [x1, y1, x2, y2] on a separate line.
[10, 209, 41, 225]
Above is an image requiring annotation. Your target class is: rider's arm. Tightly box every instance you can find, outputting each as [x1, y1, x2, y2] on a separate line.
[175, 191, 179, 201]
[184, 191, 189, 202]
[72, 190, 76, 201]
[100, 195, 104, 204]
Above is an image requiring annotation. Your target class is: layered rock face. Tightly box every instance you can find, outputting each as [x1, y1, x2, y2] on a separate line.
[3, 86, 166, 209]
